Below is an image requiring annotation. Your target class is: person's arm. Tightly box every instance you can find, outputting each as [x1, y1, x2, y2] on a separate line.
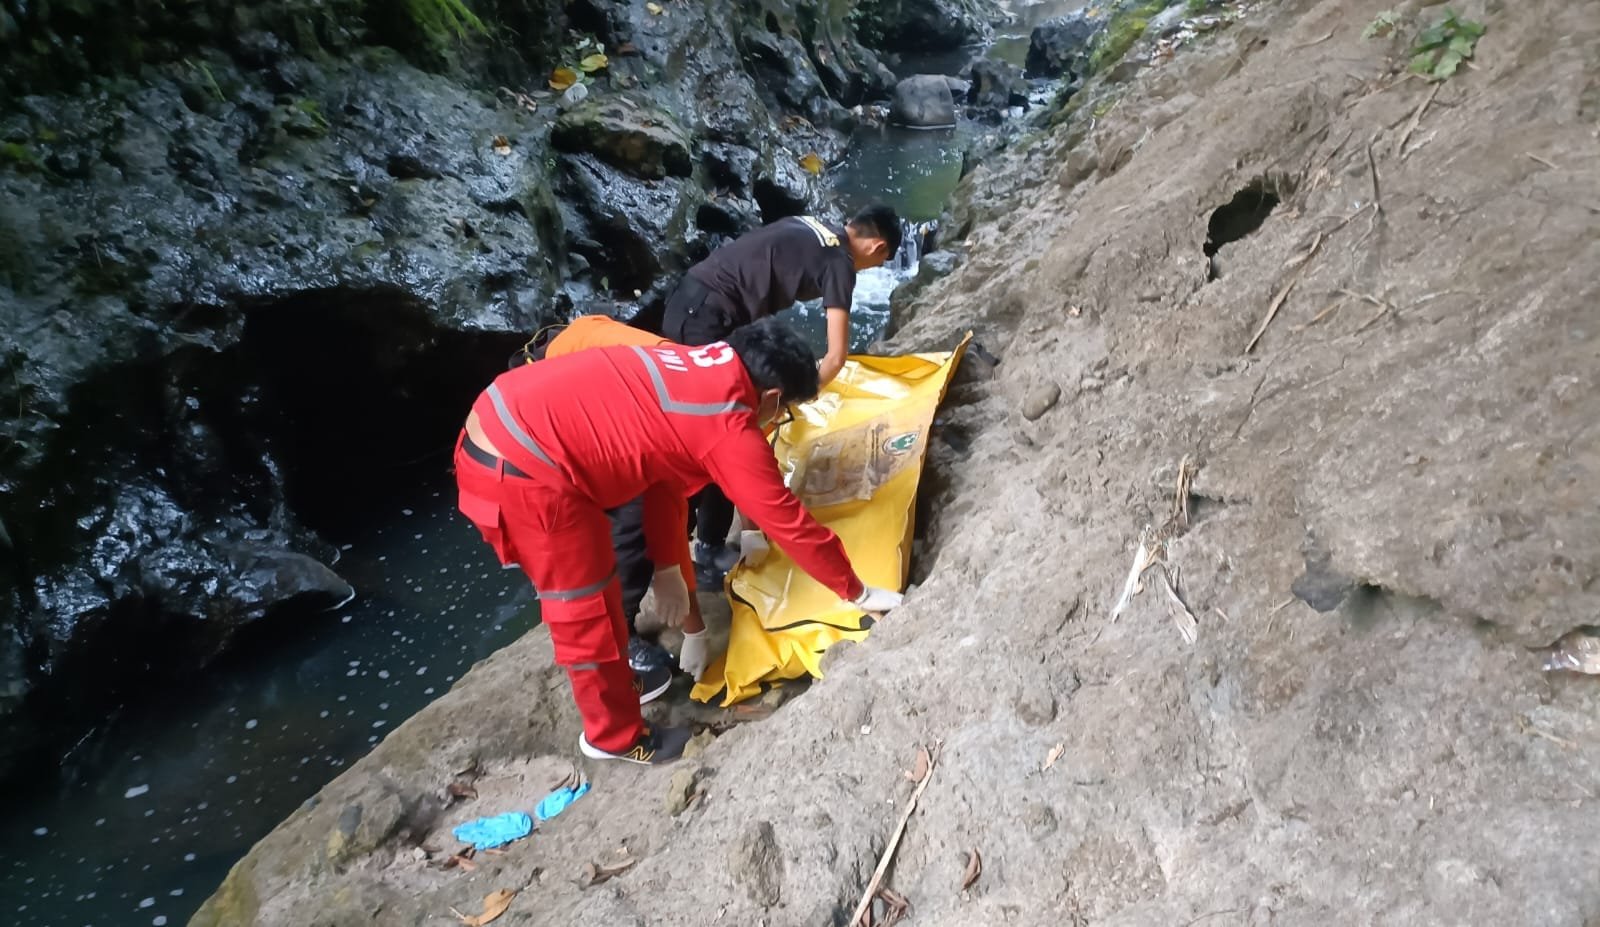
[642, 482, 688, 570]
[818, 306, 850, 386]
[701, 426, 864, 600]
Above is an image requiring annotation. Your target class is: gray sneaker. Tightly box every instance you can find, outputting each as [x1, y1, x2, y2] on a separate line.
[632, 662, 672, 705]
[693, 540, 740, 573]
[579, 723, 691, 766]
[628, 634, 673, 674]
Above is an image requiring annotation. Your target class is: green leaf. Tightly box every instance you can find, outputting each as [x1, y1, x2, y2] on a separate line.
[1449, 34, 1476, 58]
[1433, 48, 1463, 78]
[1409, 51, 1436, 75]
[1415, 24, 1447, 48]
[1457, 18, 1486, 39]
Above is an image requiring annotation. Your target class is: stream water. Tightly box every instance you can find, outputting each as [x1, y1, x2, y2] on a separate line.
[0, 8, 1083, 921]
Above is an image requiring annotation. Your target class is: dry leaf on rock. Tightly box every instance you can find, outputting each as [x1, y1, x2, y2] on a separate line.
[799, 152, 825, 175]
[579, 53, 609, 73]
[1043, 742, 1065, 772]
[548, 68, 579, 91]
[904, 745, 931, 783]
[646, 1, 664, 13]
[491, 135, 512, 155]
[960, 847, 982, 893]
[450, 888, 515, 926]
[580, 852, 637, 888]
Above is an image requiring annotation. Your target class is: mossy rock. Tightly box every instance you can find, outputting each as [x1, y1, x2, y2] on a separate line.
[551, 94, 693, 181]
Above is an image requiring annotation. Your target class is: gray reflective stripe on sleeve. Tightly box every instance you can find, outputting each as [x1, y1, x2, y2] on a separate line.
[485, 383, 557, 468]
[537, 569, 617, 602]
[630, 346, 752, 416]
[570, 663, 599, 671]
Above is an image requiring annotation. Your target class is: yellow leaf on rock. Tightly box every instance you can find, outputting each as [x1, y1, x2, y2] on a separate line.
[548, 67, 579, 91]
[799, 152, 824, 175]
[646, 1, 664, 13]
[491, 135, 512, 155]
[453, 888, 515, 926]
[579, 53, 609, 73]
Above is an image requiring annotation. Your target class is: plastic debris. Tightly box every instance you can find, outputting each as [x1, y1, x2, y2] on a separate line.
[535, 777, 591, 822]
[451, 812, 533, 851]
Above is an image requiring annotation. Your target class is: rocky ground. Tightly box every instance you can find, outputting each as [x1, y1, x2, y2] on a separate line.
[193, 0, 1600, 924]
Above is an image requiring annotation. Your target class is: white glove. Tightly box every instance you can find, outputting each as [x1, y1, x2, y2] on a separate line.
[678, 629, 711, 681]
[738, 530, 770, 567]
[852, 585, 904, 613]
[650, 566, 691, 629]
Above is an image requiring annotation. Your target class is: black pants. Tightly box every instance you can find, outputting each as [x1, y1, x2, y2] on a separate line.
[656, 276, 741, 552]
[607, 498, 652, 635]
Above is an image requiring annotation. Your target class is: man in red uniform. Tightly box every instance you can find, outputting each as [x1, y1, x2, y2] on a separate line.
[456, 317, 904, 764]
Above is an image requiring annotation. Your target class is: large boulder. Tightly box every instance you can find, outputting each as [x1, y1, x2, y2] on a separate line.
[551, 94, 694, 180]
[864, 0, 1005, 52]
[890, 74, 958, 128]
[1025, 11, 1102, 78]
[967, 58, 1028, 110]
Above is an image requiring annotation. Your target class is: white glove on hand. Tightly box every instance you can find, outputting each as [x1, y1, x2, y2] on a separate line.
[852, 585, 905, 613]
[650, 566, 691, 629]
[678, 629, 711, 681]
[738, 530, 770, 567]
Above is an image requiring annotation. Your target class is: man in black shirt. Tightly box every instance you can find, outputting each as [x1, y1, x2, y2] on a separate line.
[640, 203, 902, 575]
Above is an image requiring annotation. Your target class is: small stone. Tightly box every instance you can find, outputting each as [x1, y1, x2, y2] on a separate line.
[1013, 687, 1057, 726]
[1024, 802, 1059, 840]
[1021, 382, 1063, 421]
[682, 730, 717, 760]
[1080, 376, 1105, 391]
[665, 764, 703, 816]
[727, 820, 784, 907]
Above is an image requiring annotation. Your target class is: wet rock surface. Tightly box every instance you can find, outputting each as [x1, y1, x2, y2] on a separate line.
[201, 1, 1600, 924]
[891, 74, 959, 128]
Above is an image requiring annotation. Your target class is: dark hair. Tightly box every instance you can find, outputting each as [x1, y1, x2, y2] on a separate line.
[848, 203, 902, 259]
[725, 317, 820, 405]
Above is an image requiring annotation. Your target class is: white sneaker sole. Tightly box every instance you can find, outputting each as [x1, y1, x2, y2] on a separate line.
[578, 734, 651, 765]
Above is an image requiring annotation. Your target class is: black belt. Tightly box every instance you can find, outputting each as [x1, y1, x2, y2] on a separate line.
[463, 435, 530, 478]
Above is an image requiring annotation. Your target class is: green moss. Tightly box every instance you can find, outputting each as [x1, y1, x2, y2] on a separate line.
[1089, 0, 1169, 74]
[403, 0, 487, 42]
[0, 142, 43, 172]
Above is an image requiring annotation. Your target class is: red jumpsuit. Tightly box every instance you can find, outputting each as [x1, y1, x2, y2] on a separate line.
[455, 341, 864, 752]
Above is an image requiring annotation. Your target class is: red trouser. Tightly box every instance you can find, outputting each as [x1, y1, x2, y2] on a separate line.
[454, 437, 643, 753]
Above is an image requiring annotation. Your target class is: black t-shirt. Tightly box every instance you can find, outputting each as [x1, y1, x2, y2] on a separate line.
[686, 216, 856, 324]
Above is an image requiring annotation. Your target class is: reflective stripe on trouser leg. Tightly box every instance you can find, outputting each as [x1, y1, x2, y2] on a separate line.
[495, 481, 643, 754]
[546, 581, 640, 753]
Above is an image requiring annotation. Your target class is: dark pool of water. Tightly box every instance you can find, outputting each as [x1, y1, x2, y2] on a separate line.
[0, 467, 535, 927]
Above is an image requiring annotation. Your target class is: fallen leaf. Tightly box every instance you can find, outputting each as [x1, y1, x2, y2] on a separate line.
[578, 53, 609, 73]
[960, 847, 982, 893]
[617, 42, 640, 55]
[548, 67, 579, 91]
[451, 888, 515, 926]
[1043, 742, 1065, 772]
[646, 1, 664, 13]
[799, 151, 825, 175]
[878, 887, 911, 926]
[904, 746, 931, 783]
[580, 853, 637, 888]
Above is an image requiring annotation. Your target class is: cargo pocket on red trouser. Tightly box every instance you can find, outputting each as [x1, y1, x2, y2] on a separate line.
[458, 489, 519, 567]
[541, 590, 623, 667]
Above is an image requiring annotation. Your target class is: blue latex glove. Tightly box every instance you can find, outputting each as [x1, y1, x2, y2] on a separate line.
[451, 812, 533, 851]
[535, 780, 591, 822]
